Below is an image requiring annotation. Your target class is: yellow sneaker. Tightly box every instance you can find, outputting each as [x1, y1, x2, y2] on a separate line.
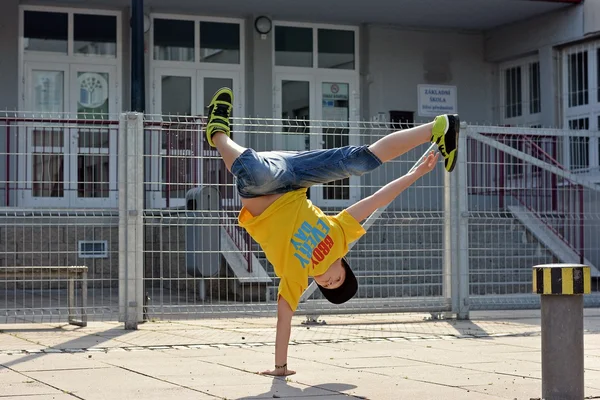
[206, 87, 233, 147]
[431, 114, 460, 172]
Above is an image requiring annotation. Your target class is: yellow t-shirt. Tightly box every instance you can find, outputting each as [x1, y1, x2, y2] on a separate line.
[238, 188, 365, 311]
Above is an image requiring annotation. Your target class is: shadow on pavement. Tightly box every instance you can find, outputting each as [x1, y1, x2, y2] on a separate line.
[0, 324, 130, 370]
[238, 378, 363, 399]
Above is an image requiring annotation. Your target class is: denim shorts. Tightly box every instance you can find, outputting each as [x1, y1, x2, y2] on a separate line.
[230, 145, 382, 198]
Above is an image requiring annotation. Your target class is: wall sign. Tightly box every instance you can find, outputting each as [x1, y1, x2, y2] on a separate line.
[417, 84, 457, 117]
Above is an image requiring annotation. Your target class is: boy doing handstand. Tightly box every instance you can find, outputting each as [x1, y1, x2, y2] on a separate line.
[205, 88, 459, 376]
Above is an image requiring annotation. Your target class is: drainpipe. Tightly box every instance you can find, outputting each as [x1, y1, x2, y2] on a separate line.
[131, 0, 145, 112]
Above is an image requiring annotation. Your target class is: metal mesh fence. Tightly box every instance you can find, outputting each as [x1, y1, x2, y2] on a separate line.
[465, 125, 600, 309]
[0, 113, 121, 323]
[1, 112, 599, 324]
[139, 115, 450, 319]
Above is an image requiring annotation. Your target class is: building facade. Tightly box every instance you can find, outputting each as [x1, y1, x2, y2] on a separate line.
[0, 0, 598, 212]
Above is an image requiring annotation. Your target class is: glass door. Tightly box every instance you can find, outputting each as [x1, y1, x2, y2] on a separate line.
[151, 68, 241, 208]
[70, 64, 117, 207]
[274, 74, 317, 198]
[315, 79, 360, 207]
[22, 62, 70, 207]
[274, 75, 316, 152]
[23, 62, 118, 207]
[151, 68, 196, 208]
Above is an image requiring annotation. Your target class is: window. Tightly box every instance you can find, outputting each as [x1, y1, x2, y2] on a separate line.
[153, 19, 195, 62]
[152, 16, 242, 65]
[500, 57, 541, 126]
[562, 41, 599, 172]
[74, 14, 117, 56]
[597, 49, 600, 103]
[529, 62, 541, 114]
[200, 22, 240, 64]
[23, 9, 117, 58]
[504, 67, 522, 119]
[78, 240, 108, 258]
[24, 11, 68, 53]
[275, 26, 313, 67]
[318, 29, 355, 70]
[32, 128, 64, 197]
[77, 129, 110, 198]
[568, 51, 588, 107]
[569, 118, 590, 170]
[274, 24, 356, 70]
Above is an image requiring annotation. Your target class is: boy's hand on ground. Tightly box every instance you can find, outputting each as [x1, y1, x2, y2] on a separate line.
[260, 367, 296, 377]
[415, 151, 440, 176]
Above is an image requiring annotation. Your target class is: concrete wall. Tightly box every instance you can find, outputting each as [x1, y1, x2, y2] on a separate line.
[0, 0, 19, 111]
[484, 5, 584, 63]
[0, 0, 18, 206]
[364, 25, 492, 211]
[584, 0, 600, 37]
[366, 25, 493, 125]
[247, 15, 274, 151]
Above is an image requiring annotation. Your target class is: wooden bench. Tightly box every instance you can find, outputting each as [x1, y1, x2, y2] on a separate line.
[1, 266, 88, 327]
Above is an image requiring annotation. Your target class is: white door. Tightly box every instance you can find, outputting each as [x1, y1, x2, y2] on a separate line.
[274, 74, 360, 207]
[22, 62, 118, 208]
[151, 68, 241, 208]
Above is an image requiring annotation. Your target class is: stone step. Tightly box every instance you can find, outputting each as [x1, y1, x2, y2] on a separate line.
[469, 284, 532, 296]
[251, 233, 542, 256]
[349, 243, 546, 255]
[302, 284, 444, 299]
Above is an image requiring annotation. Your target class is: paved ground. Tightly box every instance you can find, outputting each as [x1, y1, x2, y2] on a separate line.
[1, 309, 600, 400]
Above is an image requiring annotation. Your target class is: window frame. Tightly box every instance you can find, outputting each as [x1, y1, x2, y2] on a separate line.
[561, 40, 600, 173]
[17, 5, 122, 208]
[149, 13, 245, 72]
[272, 20, 359, 76]
[499, 55, 542, 127]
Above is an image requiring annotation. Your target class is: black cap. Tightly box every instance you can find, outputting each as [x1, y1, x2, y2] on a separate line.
[317, 257, 358, 304]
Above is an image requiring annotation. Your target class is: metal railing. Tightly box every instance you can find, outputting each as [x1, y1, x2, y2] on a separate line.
[468, 130, 586, 263]
[465, 125, 600, 309]
[142, 117, 252, 271]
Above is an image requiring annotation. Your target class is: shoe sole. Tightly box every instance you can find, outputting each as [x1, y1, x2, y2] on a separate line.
[209, 87, 233, 108]
[445, 115, 460, 173]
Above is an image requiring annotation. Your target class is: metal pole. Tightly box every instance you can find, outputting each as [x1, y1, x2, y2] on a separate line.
[533, 263, 591, 400]
[131, 0, 145, 112]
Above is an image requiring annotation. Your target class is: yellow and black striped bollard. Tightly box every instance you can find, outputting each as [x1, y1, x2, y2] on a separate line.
[533, 264, 591, 400]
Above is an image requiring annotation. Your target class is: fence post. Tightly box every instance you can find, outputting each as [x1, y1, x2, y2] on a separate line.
[443, 140, 454, 311]
[533, 263, 591, 400]
[118, 112, 145, 330]
[455, 122, 470, 319]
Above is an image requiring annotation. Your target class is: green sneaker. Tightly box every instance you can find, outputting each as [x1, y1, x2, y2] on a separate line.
[430, 114, 460, 173]
[206, 87, 233, 147]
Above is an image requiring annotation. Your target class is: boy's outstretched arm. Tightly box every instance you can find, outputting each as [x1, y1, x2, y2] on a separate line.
[260, 296, 296, 376]
[347, 151, 440, 223]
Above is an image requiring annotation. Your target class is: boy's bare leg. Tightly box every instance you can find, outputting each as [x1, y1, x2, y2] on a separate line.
[368, 122, 433, 163]
[213, 131, 246, 173]
[213, 131, 282, 216]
